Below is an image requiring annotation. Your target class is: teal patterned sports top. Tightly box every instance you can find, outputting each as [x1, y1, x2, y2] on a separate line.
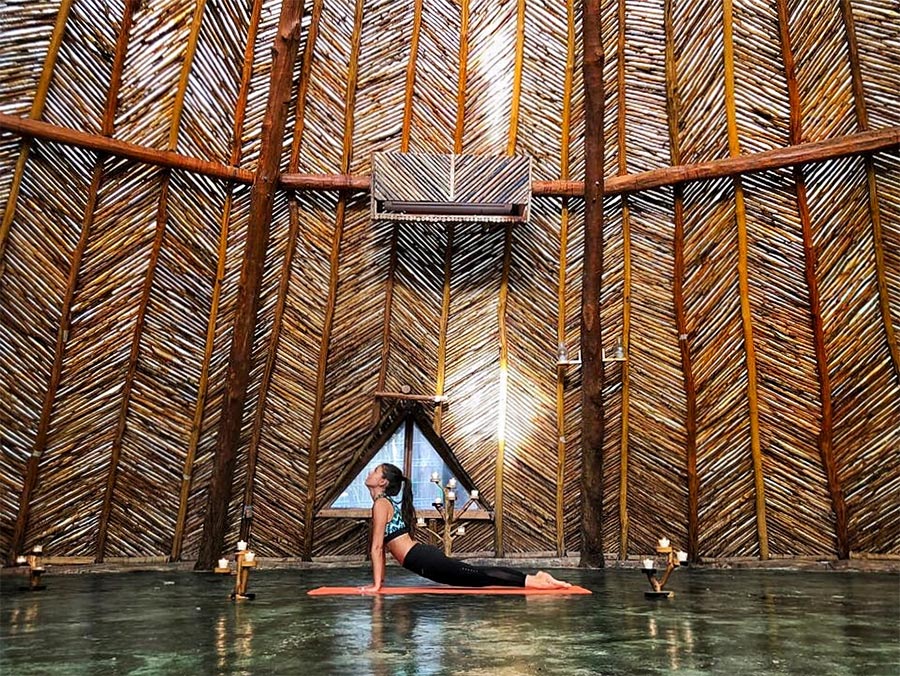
[382, 495, 408, 543]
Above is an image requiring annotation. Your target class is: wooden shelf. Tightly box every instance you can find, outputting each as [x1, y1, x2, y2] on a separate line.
[375, 391, 447, 403]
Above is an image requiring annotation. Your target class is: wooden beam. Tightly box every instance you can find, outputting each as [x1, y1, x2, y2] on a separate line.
[374, 0, 419, 423]
[375, 391, 447, 403]
[840, 0, 899, 383]
[9, 167, 100, 563]
[664, 0, 699, 563]
[7, 0, 139, 564]
[100, 0, 207, 561]
[170, 0, 265, 562]
[99, 0, 215, 561]
[171, 190, 232, 560]
[0, 0, 75, 264]
[507, 0, 526, 156]
[493, 1, 527, 557]
[168, 0, 209, 149]
[0, 114, 255, 184]
[373, 222, 399, 424]
[284, 128, 897, 194]
[454, 0, 470, 153]
[554, 0, 577, 558]
[579, 0, 606, 568]
[195, 0, 305, 570]
[302, 0, 365, 560]
[494, 223, 513, 557]
[724, 0, 768, 560]
[531, 129, 899, 196]
[95, 179, 170, 562]
[615, 0, 631, 561]
[239, 0, 325, 548]
[4, 114, 895, 200]
[400, 0, 424, 152]
[241, 197, 300, 543]
[432, 224, 455, 434]
[288, 0, 324, 170]
[774, 0, 848, 560]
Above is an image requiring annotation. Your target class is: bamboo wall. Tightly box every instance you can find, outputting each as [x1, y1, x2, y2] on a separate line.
[0, 0, 898, 562]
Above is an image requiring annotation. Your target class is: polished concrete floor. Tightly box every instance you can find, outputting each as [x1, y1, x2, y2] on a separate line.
[1, 566, 898, 675]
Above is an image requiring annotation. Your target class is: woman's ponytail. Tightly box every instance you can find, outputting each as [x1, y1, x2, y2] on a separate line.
[401, 476, 416, 536]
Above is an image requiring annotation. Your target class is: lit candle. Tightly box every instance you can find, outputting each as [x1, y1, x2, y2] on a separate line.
[657, 537, 669, 548]
[431, 471, 440, 482]
[470, 489, 479, 500]
[447, 478, 457, 489]
[16, 555, 27, 565]
[676, 551, 687, 563]
[447, 490, 457, 502]
[434, 495, 443, 504]
[218, 558, 229, 569]
[642, 558, 655, 569]
[237, 540, 248, 551]
[244, 551, 255, 563]
[33, 545, 43, 554]
[456, 525, 466, 536]
[416, 517, 426, 527]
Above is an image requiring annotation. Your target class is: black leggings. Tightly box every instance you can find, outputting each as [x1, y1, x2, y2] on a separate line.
[402, 543, 527, 587]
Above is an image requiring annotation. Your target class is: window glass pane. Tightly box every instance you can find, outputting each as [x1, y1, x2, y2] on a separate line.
[329, 421, 470, 511]
[332, 426, 405, 508]
[409, 423, 469, 510]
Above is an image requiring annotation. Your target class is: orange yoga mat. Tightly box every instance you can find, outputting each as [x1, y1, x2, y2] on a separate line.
[308, 585, 591, 596]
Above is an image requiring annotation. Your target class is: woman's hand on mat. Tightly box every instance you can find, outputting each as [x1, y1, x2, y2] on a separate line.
[359, 584, 381, 593]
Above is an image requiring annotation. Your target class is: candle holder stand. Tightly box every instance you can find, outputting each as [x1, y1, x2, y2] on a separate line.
[417, 477, 481, 556]
[16, 546, 46, 591]
[215, 544, 257, 601]
[641, 538, 686, 599]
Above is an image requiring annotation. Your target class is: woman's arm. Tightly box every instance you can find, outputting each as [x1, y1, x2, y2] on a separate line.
[363, 498, 391, 592]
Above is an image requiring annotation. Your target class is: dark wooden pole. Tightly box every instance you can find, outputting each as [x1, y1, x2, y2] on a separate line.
[195, 0, 304, 570]
[579, 0, 605, 568]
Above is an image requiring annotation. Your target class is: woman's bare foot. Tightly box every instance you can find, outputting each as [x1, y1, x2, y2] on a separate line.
[525, 570, 572, 589]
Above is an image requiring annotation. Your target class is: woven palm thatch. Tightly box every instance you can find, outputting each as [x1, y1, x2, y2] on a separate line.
[0, 0, 897, 565]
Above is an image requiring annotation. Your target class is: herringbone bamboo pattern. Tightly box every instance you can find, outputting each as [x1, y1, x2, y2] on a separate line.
[1, 0, 897, 565]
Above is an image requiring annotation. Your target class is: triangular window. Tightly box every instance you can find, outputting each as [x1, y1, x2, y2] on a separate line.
[331, 422, 470, 510]
[318, 402, 487, 518]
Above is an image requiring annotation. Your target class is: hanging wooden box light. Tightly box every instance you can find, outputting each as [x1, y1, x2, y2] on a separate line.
[371, 151, 532, 223]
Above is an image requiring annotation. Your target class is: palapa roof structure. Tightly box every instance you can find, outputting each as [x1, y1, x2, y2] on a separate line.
[0, 0, 897, 568]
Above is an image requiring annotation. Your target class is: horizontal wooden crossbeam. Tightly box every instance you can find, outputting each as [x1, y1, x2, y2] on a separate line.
[3, 113, 896, 198]
[0, 113, 254, 183]
[374, 390, 447, 403]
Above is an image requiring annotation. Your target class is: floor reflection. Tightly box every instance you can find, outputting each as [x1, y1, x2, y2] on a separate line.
[1, 567, 897, 675]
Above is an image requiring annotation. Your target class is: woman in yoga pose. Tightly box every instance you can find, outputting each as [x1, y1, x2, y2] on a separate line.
[360, 462, 571, 592]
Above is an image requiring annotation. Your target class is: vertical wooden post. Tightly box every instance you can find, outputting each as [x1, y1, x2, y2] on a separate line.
[776, 0, 849, 558]
[492, 0, 527, 559]
[579, 0, 606, 568]
[663, 0, 699, 562]
[723, 0, 768, 560]
[614, 0, 632, 560]
[97, 0, 211, 563]
[302, 0, 365, 560]
[171, 0, 266, 562]
[554, 0, 577, 558]
[838, 0, 899, 382]
[453, 0, 470, 153]
[195, 0, 305, 570]
[432, 224, 455, 434]
[495, 224, 513, 557]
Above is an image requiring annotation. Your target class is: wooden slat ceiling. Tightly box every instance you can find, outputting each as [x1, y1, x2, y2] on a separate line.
[0, 0, 897, 562]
